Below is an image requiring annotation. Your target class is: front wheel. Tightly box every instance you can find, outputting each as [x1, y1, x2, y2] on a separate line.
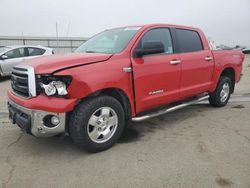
[69, 95, 125, 152]
[209, 76, 232, 107]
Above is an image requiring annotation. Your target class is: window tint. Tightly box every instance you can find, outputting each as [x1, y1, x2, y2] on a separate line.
[27, 48, 45, 56]
[138, 28, 173, 54]
[4, 48, 25, 59]
[75, 27, 141, 54]
[176, 29, 203, 53]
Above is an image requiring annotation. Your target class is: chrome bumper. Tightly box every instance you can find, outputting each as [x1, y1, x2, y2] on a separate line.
[8, 99, 66, 137]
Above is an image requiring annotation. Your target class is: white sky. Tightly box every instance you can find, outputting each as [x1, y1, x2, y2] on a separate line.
[0, 0, 250, 47]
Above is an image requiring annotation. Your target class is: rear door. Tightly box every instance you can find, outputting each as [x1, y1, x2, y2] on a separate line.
[131, 28, 181, 113]
[175, 28, 214, 98]
[0, 48, 25, 75]
[24, 47, 46, 60]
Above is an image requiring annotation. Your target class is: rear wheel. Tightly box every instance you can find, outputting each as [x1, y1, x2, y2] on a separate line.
[209, 76, 232, 107]
[69, 95, 125, 152]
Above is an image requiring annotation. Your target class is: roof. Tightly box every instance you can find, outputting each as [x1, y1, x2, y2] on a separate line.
[124, 23, 200, 30]
[3, 45, 52, 50]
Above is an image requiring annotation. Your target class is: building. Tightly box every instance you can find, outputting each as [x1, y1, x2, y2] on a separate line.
[0, 36, 88, 53]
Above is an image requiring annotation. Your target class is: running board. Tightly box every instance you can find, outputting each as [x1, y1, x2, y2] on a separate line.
[132, 95, 209, 122]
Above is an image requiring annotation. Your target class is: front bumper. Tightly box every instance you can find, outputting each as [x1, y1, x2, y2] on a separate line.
[8, 99, 66, 137]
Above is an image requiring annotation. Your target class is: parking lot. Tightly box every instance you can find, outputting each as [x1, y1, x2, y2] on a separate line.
[0, 55, 250, 188]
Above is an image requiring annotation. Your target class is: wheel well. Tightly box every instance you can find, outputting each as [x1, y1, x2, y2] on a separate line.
[89, 88, 132, 126]
[65, 88, 132, 133]
[220, 67, 235, 93]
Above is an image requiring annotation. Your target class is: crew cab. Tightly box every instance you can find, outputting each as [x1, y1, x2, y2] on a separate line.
[7, 24, 245, 152]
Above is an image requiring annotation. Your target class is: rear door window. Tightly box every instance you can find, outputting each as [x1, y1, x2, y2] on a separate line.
[27, 48, 45, 56]
[176, 29, 203, 53]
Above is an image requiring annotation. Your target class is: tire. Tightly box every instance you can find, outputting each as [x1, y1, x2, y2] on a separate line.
[209, 76, 232, 107]
[69, 95, 125, 152]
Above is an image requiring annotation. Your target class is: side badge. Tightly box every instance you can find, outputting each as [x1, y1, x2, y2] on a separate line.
[149, 90, 164, 95]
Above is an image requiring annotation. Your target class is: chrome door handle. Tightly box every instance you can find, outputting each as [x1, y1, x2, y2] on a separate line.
[205, 56, 213, 61]
[123, 67, 132, 73]
[169, 60, 181, 65]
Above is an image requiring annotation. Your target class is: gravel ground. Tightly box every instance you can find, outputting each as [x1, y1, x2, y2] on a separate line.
[0, 55, 249, 188]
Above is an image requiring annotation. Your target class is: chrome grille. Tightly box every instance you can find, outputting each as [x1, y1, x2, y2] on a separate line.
[11, 65, 36, 98]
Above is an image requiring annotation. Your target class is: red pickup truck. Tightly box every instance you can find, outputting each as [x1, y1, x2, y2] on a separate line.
[8, 24, 244, 152]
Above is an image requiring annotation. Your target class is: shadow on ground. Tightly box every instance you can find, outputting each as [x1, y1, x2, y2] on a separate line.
[5, 102, 243, 155]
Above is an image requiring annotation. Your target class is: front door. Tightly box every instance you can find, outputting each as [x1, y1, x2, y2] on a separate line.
[131, 28, 181, 113]
[1, 48, 25, 75]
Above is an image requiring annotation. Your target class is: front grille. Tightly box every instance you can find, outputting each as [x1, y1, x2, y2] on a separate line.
[11, 65, 36, 98]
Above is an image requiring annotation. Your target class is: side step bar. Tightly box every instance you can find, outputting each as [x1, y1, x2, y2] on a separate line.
[132, 95, 209, 122]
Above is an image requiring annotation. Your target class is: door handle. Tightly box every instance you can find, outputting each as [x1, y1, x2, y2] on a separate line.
[169, 60, 181, 65]
[123, 67, 132, 73]
[204, 56, 213, 61]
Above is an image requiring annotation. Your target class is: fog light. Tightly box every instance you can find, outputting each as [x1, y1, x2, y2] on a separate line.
[51, 116, 60, 125]
[43, 115, 60, 128]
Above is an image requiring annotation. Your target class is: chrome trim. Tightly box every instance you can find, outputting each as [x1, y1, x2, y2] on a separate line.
[123, 67, 132, 73]
[169, 60, 181, 65]
[12, 65, 36, 98]
[204, 56, 213, 61]
[8, 99, 66, 137]
[149, 90, 164, 95]
[132, 94, 209, 122]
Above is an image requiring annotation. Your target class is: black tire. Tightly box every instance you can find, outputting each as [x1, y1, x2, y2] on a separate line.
[209, 76, 232, 107]
[69, 95, 125, 152]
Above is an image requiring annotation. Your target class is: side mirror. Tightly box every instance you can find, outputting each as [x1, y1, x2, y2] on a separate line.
[135, 41, 165, 57]
[1, 55, 8, 60]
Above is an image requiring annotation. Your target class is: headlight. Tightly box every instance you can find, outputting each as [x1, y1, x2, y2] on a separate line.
[38, 75, 71, 96]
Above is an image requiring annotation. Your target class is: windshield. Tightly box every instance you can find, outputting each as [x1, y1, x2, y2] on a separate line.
[75, 27, 141, 54]
[0, 46, 11, 54]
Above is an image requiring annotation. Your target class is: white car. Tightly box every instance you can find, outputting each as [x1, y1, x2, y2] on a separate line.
[0, 45, 53, 78]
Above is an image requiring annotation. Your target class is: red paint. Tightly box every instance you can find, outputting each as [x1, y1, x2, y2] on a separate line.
[8, 90, 77, 113]
[8, 24, 245, 116]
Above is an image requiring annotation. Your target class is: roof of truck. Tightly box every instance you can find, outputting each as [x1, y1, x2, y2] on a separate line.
[123, 23, 201, 31]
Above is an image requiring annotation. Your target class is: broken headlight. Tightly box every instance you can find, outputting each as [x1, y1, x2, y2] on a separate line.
[37, 75, 71, 96]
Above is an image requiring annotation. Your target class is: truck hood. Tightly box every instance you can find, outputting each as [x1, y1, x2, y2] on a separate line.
[22, 53, 112, 74]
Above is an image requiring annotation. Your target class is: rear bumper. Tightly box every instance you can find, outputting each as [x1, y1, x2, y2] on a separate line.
[8, 98, 66, 137]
